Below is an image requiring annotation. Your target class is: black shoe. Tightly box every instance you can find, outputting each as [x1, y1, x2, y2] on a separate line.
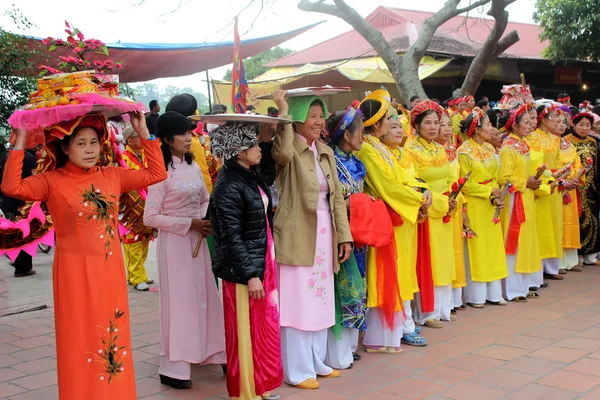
[540, 282, 549, 288]
[14, 270, 36, 278]
[221, 364, 227, 375]
[352, 352, 362, 361]
[159, 374, 192, 389]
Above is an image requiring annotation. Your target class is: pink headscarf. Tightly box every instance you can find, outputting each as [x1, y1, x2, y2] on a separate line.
[592, 113, 600, 125]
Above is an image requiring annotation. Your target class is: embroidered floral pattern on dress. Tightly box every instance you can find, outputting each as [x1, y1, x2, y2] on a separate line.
[306, 247, 329, 305]
[80, 184, 117, 260]
[87, 308, 129, 383]
[445, 144, 457, 162]
[458, 140, 496, 161]
[407, 136, 448, 167]
[501, 136, 530, 155]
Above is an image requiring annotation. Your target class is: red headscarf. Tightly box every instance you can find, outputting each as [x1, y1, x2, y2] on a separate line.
[410, 100, 443, 129]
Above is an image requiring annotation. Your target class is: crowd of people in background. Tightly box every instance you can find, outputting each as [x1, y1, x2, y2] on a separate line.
[4, 85, 600, 400]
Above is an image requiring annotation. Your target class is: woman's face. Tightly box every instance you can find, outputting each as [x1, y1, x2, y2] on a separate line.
[467, 98, 476, 109]
[487, 127, 503, 148]
[436, 115, 452, 145]
[381, 118, 403, 148]
[474, 115, 492, 143]
[457, 102, 467, 113]
[575, 118, 592, 137]
[528, 109, 538, 131]
[296, 104, 325, 143]
[238, 144, 262, 166]
[372, 116, 391, 138]
[541, 110, 559, 134]
[344, 120, 364, 152]
[417, 112, 440, 142]
[63, 127, 100, 169]
[593, 120, 600, 133]
[170, 131, 192, 156]
[556, 114, 567, 136]
[513, 113, 532, 138]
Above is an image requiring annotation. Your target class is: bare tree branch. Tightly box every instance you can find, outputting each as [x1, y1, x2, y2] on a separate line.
[457, 0, 519, 96]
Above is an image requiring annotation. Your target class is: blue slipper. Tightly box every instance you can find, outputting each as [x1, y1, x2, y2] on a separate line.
[415, 326, 422, 334]
[401, 331, 428, 347]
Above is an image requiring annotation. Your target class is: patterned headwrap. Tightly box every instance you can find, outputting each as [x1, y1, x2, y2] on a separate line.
[536, 103, 557, 125]
[410, 100, 443, 129]
[329, 106, 362, 143]
[465, 95, 474, 103]
[209, 122, 258, 161]
[448, 98, 457, 107]
[359, 88, 391, 127]
[503, 104, 529, 133]
[466, 107, 486, 138]
[455, 97, 467, 105]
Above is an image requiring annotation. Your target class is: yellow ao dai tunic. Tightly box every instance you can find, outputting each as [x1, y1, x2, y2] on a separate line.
[559, 139, 582, 249]
[446, 145, 467, 289]
[405, 137, 456, 286]
[458, 139, 508, 282]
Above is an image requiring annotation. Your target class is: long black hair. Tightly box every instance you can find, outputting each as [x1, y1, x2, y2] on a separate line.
[160, 138, 194, 172]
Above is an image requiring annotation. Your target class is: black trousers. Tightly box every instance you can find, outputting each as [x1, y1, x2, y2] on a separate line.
[13, 252, 32, 274]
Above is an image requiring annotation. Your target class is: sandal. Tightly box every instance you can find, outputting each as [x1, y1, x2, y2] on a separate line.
[527, 291, 540, 298]
[528, 286, 538, 292]
[544, 273, 564, 280]
[559, 269, 567, 275]
[511, 296, 528, 303]
[352, 352, 361, 361]
[415, 326, 422, 334]
[385, 346, 402, 354]
[468, 303, 484, 309]
[364, 346, 387, 353]
[570, 265, 584, 272]
[540, 282, 549, 288]
[424, 319, 443, 329]
[457, 304, 466, 310]
[450, 314, 457, 321]
[401, 331, 428, 347]
[487, 299, 508, 306]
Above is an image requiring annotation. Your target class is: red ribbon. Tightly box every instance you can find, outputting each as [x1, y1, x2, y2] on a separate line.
[385, 203, 404, 227]
[479, 179, 492, 185]
[505, 192, 525, 255]
[416, 219, 434, 313]
[577, 189, 582, 217]
[375, 240, 403, 330]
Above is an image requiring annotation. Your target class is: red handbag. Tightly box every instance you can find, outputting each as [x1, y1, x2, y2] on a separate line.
[349, 193, 394, 248]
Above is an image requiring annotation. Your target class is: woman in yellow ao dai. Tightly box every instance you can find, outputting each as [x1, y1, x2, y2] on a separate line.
[498, 106, 543, 302]
[437, 112, 467, 312]
[379, 110, 429, 347]
[556, 111, 583, 271]
[405, 101, 457, 328]
[356, 90, 428, 352]
[524, 104, 563, 281]
[457, 108, 508, 307]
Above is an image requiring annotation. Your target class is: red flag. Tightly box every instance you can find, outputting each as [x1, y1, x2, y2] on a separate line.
[231, 18, 249, 114]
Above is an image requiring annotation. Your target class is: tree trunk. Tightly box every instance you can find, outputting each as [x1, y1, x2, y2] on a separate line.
[456, 0, 519, 96]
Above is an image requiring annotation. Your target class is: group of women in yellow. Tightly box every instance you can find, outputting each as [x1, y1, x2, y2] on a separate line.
[3, 85, 599, 400]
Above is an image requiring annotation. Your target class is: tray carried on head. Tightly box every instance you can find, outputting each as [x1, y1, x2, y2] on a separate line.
[189, 113, 292, 125]
[256, 86, 351, 100]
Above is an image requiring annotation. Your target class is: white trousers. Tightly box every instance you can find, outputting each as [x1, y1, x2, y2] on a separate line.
[543, 258, 560, 275]
[281, 327, 332, 385]
[325, 328, 357, 370]
[531, 269, 543, 288]
[159, 357, 190, 380]
[579, 253, 599, 264]
[414, 284, 452, 324]
[452, 288, 463, 308]
[362, 308, 403, 348]
[505, 253, 534, 300]
[464, 255, 504, 304]
[402, 300, 416, 335]
[561, 249, 579, 270]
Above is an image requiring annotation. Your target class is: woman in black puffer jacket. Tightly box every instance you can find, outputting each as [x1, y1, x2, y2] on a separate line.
[209, 111, 289, 400]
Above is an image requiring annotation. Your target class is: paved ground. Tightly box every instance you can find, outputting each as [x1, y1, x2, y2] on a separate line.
[3, 246, 600, 399]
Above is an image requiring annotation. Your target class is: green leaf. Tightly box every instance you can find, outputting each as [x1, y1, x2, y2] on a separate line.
[49, 44, 57, 52]
[101, 46, 109, 56]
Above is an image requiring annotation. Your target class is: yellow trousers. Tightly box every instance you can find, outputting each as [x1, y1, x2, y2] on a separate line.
[123, 238, 150, 286]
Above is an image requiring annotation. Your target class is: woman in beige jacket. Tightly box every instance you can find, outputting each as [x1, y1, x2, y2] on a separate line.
[272, 91, 353, 390]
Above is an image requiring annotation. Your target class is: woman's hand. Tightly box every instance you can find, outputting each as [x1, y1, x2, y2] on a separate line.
[422, 190, 432, 209]
[448, 197, 457, 213]
[248, 277, 265, 299]
[129, 111, 150, 139]
[493, 198, 505, 211]
[272, 90, 289, 115]
[259, 124, 275, 142]
[338, 242, 353, 263]
[462, 210, 470, 225]
[191, 219, 212, 236]
[527, 176, 542, 190]
[11, 127, 27, 150]
[491, 188, 501, 198]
